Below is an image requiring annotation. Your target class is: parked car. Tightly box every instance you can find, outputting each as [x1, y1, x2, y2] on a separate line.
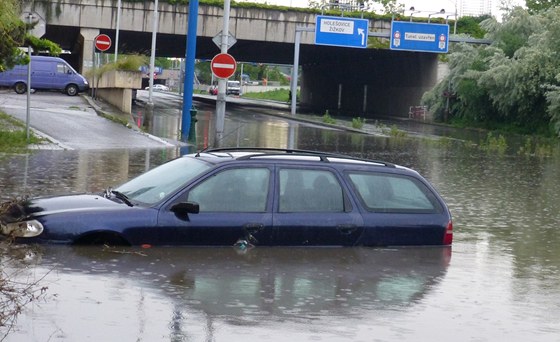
[226, 80, 241, 95]
[145, 84, 169, 91]
[208, 85, 218, 95]
[0, 148, 453, 247]
[0, 56, 89, 96]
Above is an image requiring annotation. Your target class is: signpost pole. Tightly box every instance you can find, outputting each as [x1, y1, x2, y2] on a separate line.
[215, 0, 231, 141]
[25, 12, 33, 141]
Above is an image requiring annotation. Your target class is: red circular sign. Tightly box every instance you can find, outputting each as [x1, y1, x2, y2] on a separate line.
[211, 53, 237, 79]
[95, 34, 112, 52]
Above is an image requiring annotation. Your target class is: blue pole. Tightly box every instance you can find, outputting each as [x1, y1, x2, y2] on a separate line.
[181, 0, 199, 142]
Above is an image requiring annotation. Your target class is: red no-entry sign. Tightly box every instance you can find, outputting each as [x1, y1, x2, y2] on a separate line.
[94, 34, 112, 52]
[211, 53, 237, 79]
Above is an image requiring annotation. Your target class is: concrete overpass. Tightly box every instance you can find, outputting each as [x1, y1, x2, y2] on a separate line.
[24, 0, 439, 118]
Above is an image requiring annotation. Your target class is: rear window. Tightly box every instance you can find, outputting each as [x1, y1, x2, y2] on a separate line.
[347, 172, 442, 213]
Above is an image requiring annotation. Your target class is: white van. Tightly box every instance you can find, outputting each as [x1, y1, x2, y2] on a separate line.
[226, 80, 241, 95]
[0, 56, 89, 96]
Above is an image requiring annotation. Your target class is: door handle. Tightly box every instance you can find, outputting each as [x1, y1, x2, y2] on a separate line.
[243, 223, 264, 234]
[337, 224, 358, 235]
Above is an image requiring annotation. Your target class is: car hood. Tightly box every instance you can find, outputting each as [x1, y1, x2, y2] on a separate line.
[2, 194, 127, 221]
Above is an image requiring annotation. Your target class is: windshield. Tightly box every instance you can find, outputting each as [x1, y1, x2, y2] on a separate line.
[115, 157, 211, 205]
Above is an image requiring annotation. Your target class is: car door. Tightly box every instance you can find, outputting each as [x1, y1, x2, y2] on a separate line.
[346, 171, 449, 246]
[156, 166, 274, 246]
[53, 61, 73, 91]
[273, 167, 363, 246]
[31, 59, 54, 89]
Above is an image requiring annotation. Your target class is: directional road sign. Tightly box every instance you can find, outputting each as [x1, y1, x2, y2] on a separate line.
[390, 21, 449, 53]
[94, 34, 112, 52]
[211, 53, 237, 79]
[315, 15, 369, 49]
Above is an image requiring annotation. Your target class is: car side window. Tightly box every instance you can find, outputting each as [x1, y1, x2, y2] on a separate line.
[188, 168, 270, 212]
[348, 172, 442, 213]
[279, 169, 344, 212]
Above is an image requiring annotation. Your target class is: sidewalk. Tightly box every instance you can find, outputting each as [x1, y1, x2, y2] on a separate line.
[82, 95, 185, 148]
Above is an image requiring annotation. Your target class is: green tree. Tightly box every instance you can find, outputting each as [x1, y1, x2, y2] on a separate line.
[0, 0, 27, 71]
[456, 15, 491, 38]
[0, 0, 61, 72]
[155, 57, 172, 69]
[423, 7, 560, 136]
[526, 0, 560, 13]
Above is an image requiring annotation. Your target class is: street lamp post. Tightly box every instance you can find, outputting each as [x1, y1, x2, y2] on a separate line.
[114, 0, 121, 62]
[408, 6, 420, 22]
[446, 14, 458, 34]
[428, 9, 446, 23]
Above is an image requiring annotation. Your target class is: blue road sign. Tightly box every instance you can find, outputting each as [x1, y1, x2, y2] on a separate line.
[315, 16, 369, 49]
[390, 21, 449, 53]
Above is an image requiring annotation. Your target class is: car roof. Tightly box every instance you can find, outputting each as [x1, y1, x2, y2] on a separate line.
[188, 147, 410, 171]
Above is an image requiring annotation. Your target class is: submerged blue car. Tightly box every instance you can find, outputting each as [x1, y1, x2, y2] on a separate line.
[0, 148, 453, 247]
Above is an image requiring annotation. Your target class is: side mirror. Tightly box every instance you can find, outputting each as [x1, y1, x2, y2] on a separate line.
[171, 201, 200, 214]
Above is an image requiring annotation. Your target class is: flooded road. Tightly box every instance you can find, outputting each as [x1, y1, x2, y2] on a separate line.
[1, 101, 560, 341]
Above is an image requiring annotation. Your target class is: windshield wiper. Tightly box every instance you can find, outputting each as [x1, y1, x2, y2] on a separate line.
[111, 190, 134, 207]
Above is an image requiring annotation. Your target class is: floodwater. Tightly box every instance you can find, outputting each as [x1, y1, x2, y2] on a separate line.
[1, 106, 560, 341]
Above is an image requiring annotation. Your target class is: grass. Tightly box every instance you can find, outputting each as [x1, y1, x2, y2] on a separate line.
[322, 110, 336, 124]
[0, 111, 42, 150]
[242, 88, 291, 102]
[351, 117, 365, 129]
[479, 132, 507, 154]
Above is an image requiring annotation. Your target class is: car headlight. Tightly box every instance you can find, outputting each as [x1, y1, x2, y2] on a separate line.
[1, 220, 44, 238]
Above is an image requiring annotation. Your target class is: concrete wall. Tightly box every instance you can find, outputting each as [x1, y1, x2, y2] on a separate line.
[96, 88, 134, 114]
[94, 70, 142, 114]
[26, 0, 319, 44]
[96, 70, 142, 89]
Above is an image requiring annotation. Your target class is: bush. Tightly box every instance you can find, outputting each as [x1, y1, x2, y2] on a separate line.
[352, 117, 365, 129]
[322, 110, 336, 124]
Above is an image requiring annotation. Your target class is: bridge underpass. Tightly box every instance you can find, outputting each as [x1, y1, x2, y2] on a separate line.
[28, 0, 439, 118]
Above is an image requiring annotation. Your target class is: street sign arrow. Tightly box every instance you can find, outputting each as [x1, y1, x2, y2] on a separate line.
[315, 15, 369, 49]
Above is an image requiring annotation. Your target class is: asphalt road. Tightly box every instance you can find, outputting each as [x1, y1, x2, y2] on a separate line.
[0, 89, 173, 150]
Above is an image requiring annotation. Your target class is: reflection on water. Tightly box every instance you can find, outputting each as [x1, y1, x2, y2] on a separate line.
[0, 149, 180, 201]
[5, 246, 450, 341]
[1, 109, 560, 340]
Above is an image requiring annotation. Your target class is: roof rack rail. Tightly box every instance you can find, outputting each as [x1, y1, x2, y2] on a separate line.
[197, 147, 396, 167]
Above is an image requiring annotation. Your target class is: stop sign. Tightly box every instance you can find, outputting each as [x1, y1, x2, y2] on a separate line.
[211, 53, 237, 79]
[94, 34, 112, 52]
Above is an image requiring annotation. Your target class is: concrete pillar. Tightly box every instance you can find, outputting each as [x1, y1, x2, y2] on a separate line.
[80, 28, 100, 75]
